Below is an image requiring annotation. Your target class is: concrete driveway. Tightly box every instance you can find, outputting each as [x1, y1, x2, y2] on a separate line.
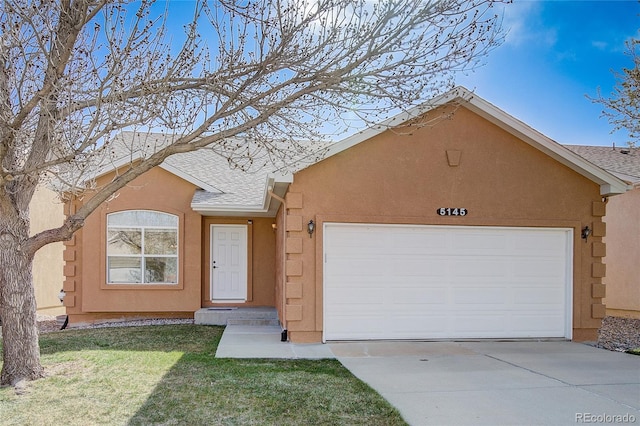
[329, 341, 640, 426]
[215, 326, 639, 425]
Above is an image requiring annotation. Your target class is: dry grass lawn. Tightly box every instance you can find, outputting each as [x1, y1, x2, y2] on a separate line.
[1, 325, 406, 425]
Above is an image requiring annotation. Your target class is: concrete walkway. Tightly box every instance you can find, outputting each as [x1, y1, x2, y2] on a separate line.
[215, 324, 334, 359]
[215, 325, 640, 426]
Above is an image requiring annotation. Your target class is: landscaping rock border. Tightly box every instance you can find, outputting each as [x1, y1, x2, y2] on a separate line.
[37, 316, 194, 334]
[597, 316, 640, 352]
[34, 315, 640, 354]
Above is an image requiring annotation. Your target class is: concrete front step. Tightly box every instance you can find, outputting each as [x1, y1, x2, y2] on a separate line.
[227, 318, 281, 326]
[194, 307, 280, 327]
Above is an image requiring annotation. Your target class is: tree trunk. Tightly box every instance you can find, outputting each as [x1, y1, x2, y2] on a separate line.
[0, 221, 44, 386]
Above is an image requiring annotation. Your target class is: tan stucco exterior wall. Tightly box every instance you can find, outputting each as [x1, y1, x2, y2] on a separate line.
[30, 185, 65, 316]
[281, 106, 607, 342]
[65, 167, 202, 324]
[64, 166, 278, 324]
[603, 186, 640, 319]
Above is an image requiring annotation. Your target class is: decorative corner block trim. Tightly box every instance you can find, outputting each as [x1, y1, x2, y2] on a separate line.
[592, 283, 606, 299]
[285, 259, 303, 276]
[591, 303, 606, 319]
[286, 192, 303, 209]
[591, 221, 606, 237]
[592, 263, 606, 278]
[286, 304, 303, 321]
[63, 264, 76, 277]
[592, 242, 606, 258]
[286, 237, 303, 254]
[285, 281, 303, 299]
[63, 295, 76, 308]
[63, 249, 76, 262]
[592, 201, 606, 217]
[286, 215, 303, 231]
[63, 279, 76, 292]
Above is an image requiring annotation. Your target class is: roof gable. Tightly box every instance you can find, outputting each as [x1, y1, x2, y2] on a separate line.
[90, 132, 294, 216]
[86, 87, 629, 216]
[294, 87, 629, 196]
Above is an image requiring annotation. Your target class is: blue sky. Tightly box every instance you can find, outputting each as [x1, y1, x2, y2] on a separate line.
[458, 0, 640, 147]
[144, 1, 637, 146]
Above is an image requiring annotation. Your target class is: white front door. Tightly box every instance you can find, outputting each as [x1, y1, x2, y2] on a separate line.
[211, 225, 248, 301]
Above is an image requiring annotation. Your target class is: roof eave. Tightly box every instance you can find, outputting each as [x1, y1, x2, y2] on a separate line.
[190, 204, 275, 217]
[190, 174, 292, 218]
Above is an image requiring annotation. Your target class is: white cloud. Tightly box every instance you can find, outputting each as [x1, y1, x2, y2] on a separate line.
[591, 40, 608, 51]
[500, 0, 557, 48]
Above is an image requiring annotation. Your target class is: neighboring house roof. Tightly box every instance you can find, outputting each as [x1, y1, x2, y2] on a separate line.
[288, 87, 629, 196]
[564, 144, 640, 185]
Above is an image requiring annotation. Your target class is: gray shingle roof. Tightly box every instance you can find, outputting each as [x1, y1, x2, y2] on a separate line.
[164, 149, 270, 205]
[564, 145, 640, 184]
[97, 132, 320, 212]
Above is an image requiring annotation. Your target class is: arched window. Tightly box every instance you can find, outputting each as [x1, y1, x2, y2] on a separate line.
[107, 210, 178, 284]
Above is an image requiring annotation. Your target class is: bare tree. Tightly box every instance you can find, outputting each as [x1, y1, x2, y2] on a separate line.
[591, 38, 640, 147]
[0, 0, 504, 385]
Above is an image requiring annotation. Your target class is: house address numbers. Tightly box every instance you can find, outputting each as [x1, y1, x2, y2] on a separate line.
[437, 207, 468, 216]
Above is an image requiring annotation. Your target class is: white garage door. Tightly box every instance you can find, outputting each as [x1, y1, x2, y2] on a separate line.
[323, 224, 572, 341]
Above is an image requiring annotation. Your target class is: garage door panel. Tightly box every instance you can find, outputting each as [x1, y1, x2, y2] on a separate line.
[454, 314, 509, 333]
[391, 287, 448, 304]
[452, 233, 508, 252]
[451, 259, 512, 277]
[391, 317, 450, 337]
[513, 287, 565, 304]
[507, 318, 565, 337]
[324, 224, 571, 340]
[513, 232, 568, 252]
[326, 289, 387, 305]
[391, 258, 449, 276]
[393, 231, 448, 252]
[513, 259, 567, 278]
[452, 287, 508, 304]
